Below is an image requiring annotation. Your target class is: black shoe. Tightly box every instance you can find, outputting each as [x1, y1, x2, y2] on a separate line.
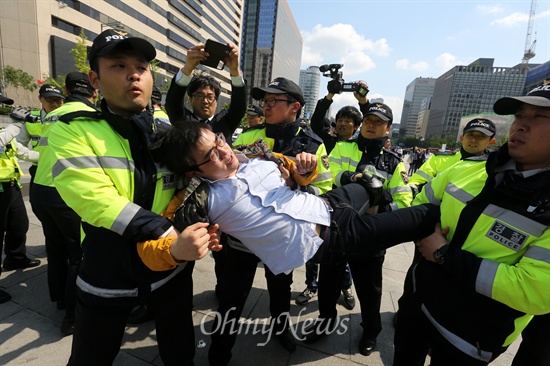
[60, 318, 74, 337]
[0, 289, 12, 304]
[127, 305, 153, 325]
[3, 257, 41, 271]
[56, 300, 66, 310]
[359, 337, 376, 356]
[341, 287, 356, 310]
[302, 318, 336, 344]
[276, 332, 296, 353]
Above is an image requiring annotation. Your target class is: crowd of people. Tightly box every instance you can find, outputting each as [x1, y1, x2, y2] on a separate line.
[0, 29, 548, 366]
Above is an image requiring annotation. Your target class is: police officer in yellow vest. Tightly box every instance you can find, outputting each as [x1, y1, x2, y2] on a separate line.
[33, 72, 98, 337]
[393, 86, 550, 365]
[17, 84, 64, 180]
[47, 30, 216, 365]
[151, 86, 170, 126]
[408, 118, 497, 195]
[0, 95, 41, 304]
[306, 102, 412, 356]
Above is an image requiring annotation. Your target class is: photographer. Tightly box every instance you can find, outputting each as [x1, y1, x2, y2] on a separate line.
[310, 78, 368, 154]
[0, 99, 41, 304]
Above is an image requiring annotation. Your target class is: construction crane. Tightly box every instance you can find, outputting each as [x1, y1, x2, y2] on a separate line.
[522, 0, 537, 66]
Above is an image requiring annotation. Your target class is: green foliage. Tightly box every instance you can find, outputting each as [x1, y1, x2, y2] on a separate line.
[0, 106, 12, 115]
[42, 74, 65, 89]
[70, 30, 90, 73]
[0, 65, 38, 93]
[150, 59, 159, 83]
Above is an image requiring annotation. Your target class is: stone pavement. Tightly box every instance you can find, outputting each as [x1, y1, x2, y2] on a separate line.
[0, 166, 520, 366]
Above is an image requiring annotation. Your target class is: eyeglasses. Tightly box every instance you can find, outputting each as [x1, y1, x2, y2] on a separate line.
[259, 98, 292, 108]
[191, 93, 216, 102]
[43, 97, 64, 104]
[193, 133, 226, 169]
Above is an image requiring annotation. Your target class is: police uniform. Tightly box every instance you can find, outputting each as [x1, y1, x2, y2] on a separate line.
[394, 146, 550, 365]
[33, 85, 96, 333]
[319, 132, 412, 347]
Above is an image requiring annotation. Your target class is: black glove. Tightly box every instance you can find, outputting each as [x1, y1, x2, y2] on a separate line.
[327, 79, 342, 94]
[173, 200, 209, 232]
[356, 173, 390, 207]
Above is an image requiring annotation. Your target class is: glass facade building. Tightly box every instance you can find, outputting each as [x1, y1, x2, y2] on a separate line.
[299, 66, 321, 120]
[0, 0, 243, 108]
[240, 0, 302, 103]
[399, 77, 436, 137]
[426, 58, 527, 138]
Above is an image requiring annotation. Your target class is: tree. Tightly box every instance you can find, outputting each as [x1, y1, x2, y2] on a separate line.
[70, 30, 90, 74]
[0, 65, 38, 104]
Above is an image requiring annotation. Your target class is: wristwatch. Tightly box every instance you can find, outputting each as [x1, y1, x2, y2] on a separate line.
[433, 244, 450, 265]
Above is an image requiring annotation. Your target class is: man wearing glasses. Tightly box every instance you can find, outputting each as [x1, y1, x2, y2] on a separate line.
[165, 42, 247, 144]
[206, 77, 332, 365]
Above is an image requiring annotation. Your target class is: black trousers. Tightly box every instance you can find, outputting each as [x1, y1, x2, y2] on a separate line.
[68, 261, 195, 366]
[0, 182, 29, 277]
[208, 245, 293, 366]
[318, 184, 439, 261]
[32, 184, 82, 319]
[511, 313, 550, 366]
[318, 255, 384, 339]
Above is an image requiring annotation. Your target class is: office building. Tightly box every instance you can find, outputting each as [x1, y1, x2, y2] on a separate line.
[240, 0, 302, 103]
[415, 96, 431, 139]
[299, 66, 320, 119]
[425, 58, 527, 138]
[399, 77, 436, 137]
[0, 0, 244, 108]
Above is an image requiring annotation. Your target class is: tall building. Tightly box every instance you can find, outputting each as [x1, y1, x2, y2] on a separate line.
[415, 96, 431, 139]
[425, 58, 527, 138]
[0, 0, 243, 108]
[399, 77, 436, 137]
[299, 66, 320, 119]
[240, 0, 302, 103]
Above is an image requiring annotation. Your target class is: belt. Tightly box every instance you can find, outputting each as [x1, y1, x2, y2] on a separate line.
[0, 179, 17, 186]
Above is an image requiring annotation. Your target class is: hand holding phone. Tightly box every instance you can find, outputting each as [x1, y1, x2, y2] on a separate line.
[200, 40, 231, 70]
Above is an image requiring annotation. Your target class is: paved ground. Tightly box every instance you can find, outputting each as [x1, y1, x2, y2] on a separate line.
[0, 119, 520, 365]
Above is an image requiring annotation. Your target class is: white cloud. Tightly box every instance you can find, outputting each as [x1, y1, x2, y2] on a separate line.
[395, 59, 429, 71]
[490, 12, 528, 27]
[435, 53, 463, 72]
[396, 59, 410, 69]
[300, 23, 391, 75]
[476, 5, 503, 14]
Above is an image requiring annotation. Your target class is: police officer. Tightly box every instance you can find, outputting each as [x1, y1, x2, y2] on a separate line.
[306, 102, 413, 358]
[151, 86, 170, 126]
[0, 96, 41, 304]
[207, 77, 332, 365]
[393, 85, 550, 365]
[244, 104, 264, 131]
[17, 84, 64, 180]
[47, 30, 214, 365]
[32, 72, 98, 336]
[408, 118, 497, 194]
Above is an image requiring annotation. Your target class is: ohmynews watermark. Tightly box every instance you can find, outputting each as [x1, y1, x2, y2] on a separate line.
[200, 308, 349, 346]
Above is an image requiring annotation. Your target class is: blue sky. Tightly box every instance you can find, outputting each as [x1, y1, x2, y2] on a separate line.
[287, 0, 550, 123]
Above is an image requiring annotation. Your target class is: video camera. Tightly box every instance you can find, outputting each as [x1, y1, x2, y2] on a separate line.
[319, 64, 368, 97]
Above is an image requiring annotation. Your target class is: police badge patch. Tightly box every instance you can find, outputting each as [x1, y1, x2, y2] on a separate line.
[322, 155, 330, 170]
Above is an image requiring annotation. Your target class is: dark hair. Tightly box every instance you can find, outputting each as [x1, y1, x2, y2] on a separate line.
[335, 106, 362, 127]
[187, 74, 221, 100]
[151, 119, 213, 174]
